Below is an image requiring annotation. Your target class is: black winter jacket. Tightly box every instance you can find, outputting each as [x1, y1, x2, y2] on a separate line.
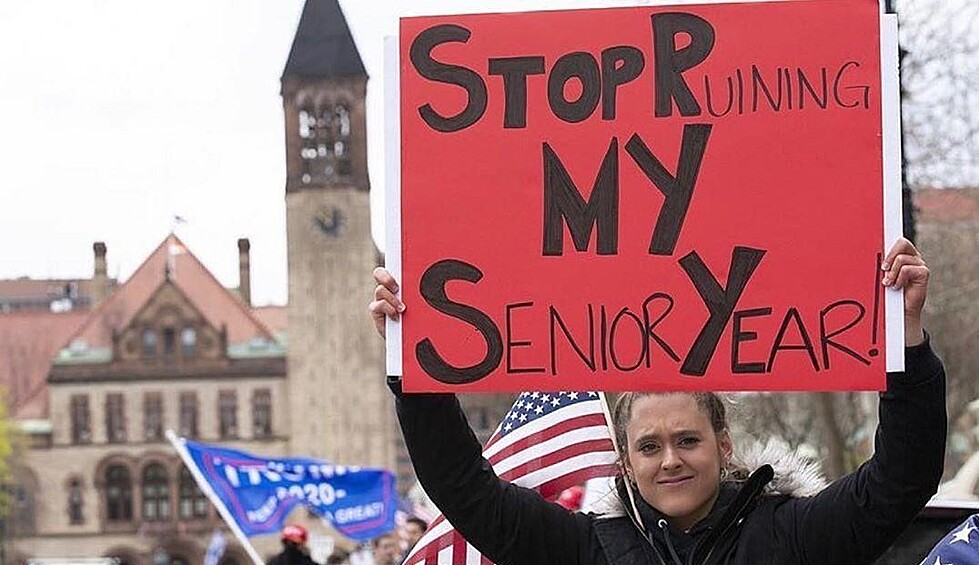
[392, 339, 946, 565]
[266, 545, 317, 565]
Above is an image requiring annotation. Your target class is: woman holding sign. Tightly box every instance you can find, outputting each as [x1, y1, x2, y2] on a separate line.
[370, 238, 945, 565]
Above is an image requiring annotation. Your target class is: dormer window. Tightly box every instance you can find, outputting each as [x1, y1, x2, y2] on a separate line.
[181, 327, 196, 358]
[162, 327, 176, 359]
[141, 329, 157, 358]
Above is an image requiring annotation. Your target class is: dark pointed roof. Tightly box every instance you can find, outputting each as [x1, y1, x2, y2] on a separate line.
[282, 0, 366, 79]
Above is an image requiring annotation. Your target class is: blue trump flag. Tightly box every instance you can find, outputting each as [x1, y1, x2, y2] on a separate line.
[169, 432, 397, 542]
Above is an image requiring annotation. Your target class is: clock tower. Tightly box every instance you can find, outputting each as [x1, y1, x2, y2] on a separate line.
[281, 0, 394, 469]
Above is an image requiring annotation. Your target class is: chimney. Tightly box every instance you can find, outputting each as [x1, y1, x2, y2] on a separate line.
[92, 242, 109, 307]
[237, 238, 251, 306]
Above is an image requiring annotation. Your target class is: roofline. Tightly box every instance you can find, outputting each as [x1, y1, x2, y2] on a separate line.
[64, 234, 277, 348]
[64, 236, 173, 348]
[173, 236, 277, 341]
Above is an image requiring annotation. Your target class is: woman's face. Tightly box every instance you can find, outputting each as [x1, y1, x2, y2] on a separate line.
[623, 394, 732, 531]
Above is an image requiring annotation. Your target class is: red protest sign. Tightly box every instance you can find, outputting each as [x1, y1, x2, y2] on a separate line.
[395, 0, 890, 392]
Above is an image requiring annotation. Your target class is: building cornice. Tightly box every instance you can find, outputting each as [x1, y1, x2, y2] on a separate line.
[49, 357, 286, 384]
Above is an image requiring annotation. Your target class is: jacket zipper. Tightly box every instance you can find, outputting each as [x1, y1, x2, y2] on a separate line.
[694, 466, 774, 565]
[659, 519, 685, 565]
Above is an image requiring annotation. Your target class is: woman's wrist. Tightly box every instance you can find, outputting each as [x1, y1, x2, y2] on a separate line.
[905, 317, 925, 347]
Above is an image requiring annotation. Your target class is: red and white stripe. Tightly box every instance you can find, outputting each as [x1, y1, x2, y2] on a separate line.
[403, 397, 617, 565]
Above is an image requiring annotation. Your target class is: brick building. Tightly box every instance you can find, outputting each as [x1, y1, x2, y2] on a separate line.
[3, 237, 286, 564]
[0, 2, 515, 563]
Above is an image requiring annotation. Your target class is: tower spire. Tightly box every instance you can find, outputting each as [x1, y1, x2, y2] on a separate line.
[282, 0, 366, 80]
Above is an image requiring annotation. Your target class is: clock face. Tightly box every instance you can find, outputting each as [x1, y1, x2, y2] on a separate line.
[313, 206, 345, 238]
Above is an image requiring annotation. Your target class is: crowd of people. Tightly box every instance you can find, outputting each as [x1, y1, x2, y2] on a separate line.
[266, 517, 429, 565]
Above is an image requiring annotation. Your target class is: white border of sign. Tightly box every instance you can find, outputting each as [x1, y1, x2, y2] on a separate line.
[384, 35, 404, 376]
[881, 12, 906, 371]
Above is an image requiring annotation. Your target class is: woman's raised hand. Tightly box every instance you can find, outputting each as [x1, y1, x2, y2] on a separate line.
[369, 267, 405, 339]
[881, 237, 929, 347]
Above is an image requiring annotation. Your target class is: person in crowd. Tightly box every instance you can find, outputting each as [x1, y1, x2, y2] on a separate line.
[368, 238, 947, 564]
[266, 524, 316, 565]
[325, 548, 351, 565]
[402, 516, 428, 553]
[371, 530, 403, 565]
[556, 485, 586, 512]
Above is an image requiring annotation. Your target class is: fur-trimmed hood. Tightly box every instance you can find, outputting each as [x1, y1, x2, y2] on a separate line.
[591, 438, 827, 518]
[731, 438, 827, 498]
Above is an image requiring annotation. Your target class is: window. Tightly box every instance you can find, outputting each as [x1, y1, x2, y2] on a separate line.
[106, 393, 126, 443]
[334, 105, 351, 176]
[181, 327, 196, 358]
[142, 329, 157, 358]
[70, 395, 91, 444]
[179, 392, 198, 438]
[67, 477, 84, 525]
[144, 393, 163, 441]
[218, 391, 238, 439]
[141, 464, 170, 521]
[163, 327, 176, 358]
[10, 471, 37, 536]
[105, 465, 133, 521]
[336, 105, 351, 136]
[252, 389, 272, 438]
[298, 104, 353, 183]
[178, 467, 208, 519]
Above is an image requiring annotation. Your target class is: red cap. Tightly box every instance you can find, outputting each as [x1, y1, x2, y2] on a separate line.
[281, 524, 308, 544]
[556, 486, 584, 511]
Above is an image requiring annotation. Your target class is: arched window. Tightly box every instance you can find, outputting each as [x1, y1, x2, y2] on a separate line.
[332, 104, 351, 176]
[67, 477, 84, 524]
[142, 329, 157, 358]
[178, 467, 208, 519]
[162, 327, 176, 358]
[142, 464, 170, 521]
[181, 327, 196, 358]
[105, 465, 133, 521]
[335, 105, 351, 137]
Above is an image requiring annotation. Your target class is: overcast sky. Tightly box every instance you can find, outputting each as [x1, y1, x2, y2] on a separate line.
[0, 0, 675, 307]
[0, 0, 949, 306]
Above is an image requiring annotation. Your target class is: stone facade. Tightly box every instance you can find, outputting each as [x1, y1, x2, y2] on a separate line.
[6, 242, 288, 564]
[284, 187, 395, 470]
[281, 31, 395, 471]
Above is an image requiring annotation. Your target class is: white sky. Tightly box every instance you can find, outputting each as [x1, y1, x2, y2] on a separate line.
[0, 0, 674, 307]
[0, 0, 948, 306]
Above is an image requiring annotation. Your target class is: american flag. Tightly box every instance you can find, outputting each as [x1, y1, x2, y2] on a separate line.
[921, 514, 979, 565]
[402, 391, 618, 565]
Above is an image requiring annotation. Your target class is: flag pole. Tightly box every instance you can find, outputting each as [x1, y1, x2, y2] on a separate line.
[166, 429, 265, 565]
[596, 393, 646, 532]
